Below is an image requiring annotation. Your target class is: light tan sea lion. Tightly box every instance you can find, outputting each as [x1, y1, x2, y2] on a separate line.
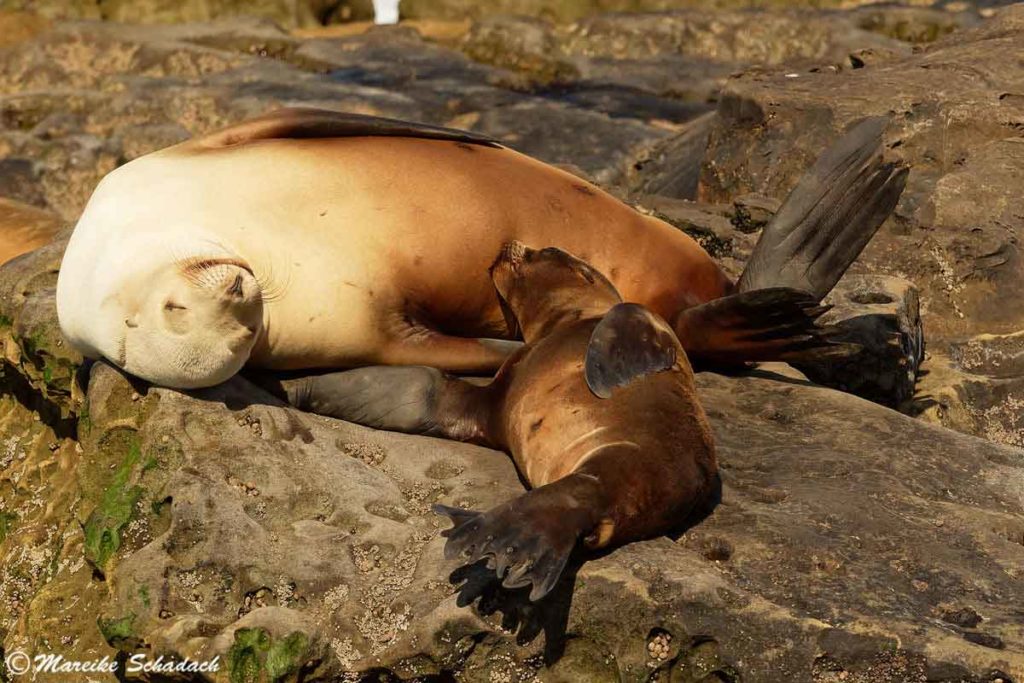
[55, 108, 906, 388]
[270, 241, 718, 600]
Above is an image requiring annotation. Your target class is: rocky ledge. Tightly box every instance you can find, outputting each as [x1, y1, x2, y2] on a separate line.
[0, 243, 1021, 683]
[1, 2, 1023, 682]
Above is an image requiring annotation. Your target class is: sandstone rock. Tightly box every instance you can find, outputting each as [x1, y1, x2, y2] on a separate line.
[687, 3, 1024, 446]
[3, 221, 1022, 683]
[626, 112, 717, 200]
[461, 16, 580, 86]
[0, 10, 51, 47]
[0, 0, 369, 28]
[401, 0, 980, 24]
[459, 10, 909, 105]
[698, 4, 1024, 341]
[850, 4, 981, 44]
[916, 332, 1024, 450]
[0, 16, 688, 217]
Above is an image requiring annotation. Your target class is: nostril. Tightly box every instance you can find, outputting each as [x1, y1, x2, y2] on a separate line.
[227, 274, 244, 297]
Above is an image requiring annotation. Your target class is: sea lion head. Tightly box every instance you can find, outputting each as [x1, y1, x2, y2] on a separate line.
[490, 241, 621, 341]
[116, 257, 263, 389]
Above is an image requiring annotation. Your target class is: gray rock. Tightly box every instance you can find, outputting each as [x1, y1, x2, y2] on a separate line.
[626, 112, 717, 201]
[0, 16, 686, 218]
[691, 4, 1024, 447]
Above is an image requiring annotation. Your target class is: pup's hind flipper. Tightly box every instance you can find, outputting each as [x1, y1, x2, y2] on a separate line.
[434, 475, 604, 601]
[738, 117, 908, 300]
[674, 287, 859, 365]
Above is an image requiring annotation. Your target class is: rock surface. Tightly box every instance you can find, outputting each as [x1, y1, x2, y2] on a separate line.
[1, 242, 1023, 682]
[0, 0, 991, 27]
[649, 3, 1024, 448]
[2, 5, 1024, 681]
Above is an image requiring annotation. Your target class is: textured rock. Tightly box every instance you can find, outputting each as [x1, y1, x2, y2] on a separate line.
[0, 0, 367, 27]
[2, 219, 1023, 683]
[0, 17, 693, 218]
[1, 8, 1023, 678]
[686, 3, 1024, 447]
[697, 4, 1024, 341]
[459, 10, 909, 104]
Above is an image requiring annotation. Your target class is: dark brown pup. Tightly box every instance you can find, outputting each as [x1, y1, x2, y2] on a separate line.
[271, 241, 718, 601]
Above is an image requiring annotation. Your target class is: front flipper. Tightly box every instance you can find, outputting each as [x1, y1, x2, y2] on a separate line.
[585, 303, 680, 399]
[434, 474, 605, 601]
[251, 366, 495, 444]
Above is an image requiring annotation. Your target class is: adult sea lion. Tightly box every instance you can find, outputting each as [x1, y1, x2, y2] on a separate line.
[56, 108, 907, 388]
[270, 241, 718, 600]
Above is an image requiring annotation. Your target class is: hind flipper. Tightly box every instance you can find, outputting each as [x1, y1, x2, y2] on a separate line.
[674, 287, 860, 364]
[252, 366, 496, 444]
[585, 303, 680, 399]
[434, 474, 605, 601]
[738, 116, 908, 300]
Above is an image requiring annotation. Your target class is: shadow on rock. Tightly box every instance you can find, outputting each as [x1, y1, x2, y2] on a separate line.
[447, 557, 580, 663]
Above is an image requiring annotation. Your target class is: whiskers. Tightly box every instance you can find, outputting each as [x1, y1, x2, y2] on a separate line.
[253, 259, 288, 304]
[171, 251, 289, 305]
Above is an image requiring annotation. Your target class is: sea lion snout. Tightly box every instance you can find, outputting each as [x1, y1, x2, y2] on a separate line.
[490, 242, 622, 342]
[112, 259, 265, 388]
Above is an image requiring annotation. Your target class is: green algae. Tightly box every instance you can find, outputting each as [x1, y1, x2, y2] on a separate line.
[0, 510, 16, 544]
[228, 628, 310, 683]
[98, 612, 136, 645]
[229, 628, 271, 683]
[83, 441, 145, 571]
[265, 632, 309, 681]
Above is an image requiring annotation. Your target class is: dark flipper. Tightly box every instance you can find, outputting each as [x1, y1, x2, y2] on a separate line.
[738, 116, 908, 300]
[585, 303, 680, 398]
[251, 365, 494, 444]
[194, 107, 501, 150]
[434, 474, 605, 602]
[674, 287, 859, 365]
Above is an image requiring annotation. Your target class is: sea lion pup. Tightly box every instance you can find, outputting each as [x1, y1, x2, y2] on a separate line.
[273, 241, 718, 601]
[56, 108, 907, 388]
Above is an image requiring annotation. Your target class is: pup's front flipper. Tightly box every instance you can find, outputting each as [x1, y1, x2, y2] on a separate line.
[434, 474, 604, 601]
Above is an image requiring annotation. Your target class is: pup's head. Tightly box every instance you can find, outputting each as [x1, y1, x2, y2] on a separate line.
[489, 241, 621, 341]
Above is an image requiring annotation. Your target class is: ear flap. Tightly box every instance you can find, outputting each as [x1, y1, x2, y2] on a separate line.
[585, 303, 680, 399]
[495, 291, 521, 339]
[193, 108, 502, 150]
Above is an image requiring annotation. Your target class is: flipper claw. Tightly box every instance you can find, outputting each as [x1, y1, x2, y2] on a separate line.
[433, 480, 599, 601]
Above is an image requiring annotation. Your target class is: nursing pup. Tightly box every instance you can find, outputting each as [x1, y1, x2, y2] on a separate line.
[275, 242, 718, 601]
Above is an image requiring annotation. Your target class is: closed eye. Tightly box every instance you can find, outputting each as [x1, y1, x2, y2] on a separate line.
[164, 301, 187, 311]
